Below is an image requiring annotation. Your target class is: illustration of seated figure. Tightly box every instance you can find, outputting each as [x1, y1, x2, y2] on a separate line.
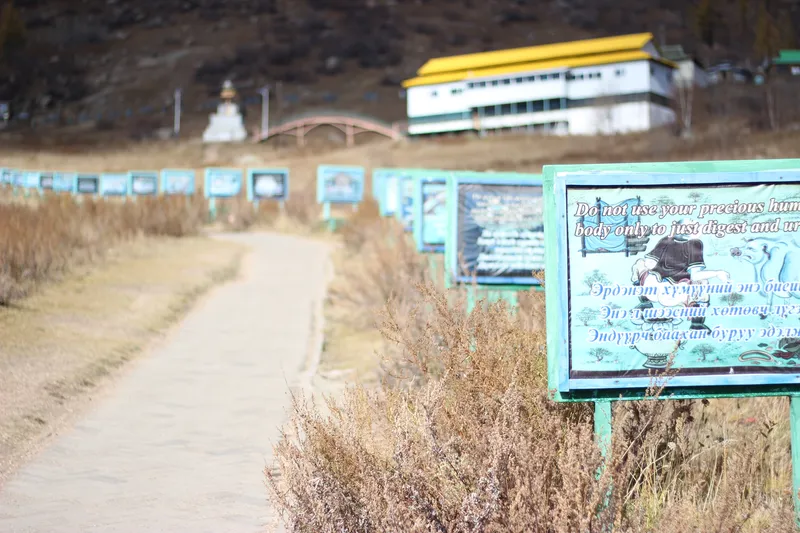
[630, 218, 730, 333]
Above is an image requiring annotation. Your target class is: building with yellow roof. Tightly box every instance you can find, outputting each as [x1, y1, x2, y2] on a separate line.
[401, 32, 676, 136]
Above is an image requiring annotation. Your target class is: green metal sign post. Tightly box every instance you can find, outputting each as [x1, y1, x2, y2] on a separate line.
[544, 159, 800, 528]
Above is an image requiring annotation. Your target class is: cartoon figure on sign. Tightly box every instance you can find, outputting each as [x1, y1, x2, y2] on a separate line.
[631, 218, 730, 333]
[731, 237, 800, 317]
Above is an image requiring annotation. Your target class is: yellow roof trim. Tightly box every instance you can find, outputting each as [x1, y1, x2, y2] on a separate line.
[417, 33, 654, 77]
[402, 51, 673, 88]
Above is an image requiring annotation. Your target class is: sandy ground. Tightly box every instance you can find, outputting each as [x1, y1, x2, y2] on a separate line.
[0, 232, 331, 533]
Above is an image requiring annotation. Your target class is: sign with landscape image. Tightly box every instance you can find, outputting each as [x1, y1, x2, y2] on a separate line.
[316, 165, 364, 204]
[101, 173, 129, 196]
[130, 172, 159, 196]
[204, 168, 243, 198]
[545, 163, 800, 396]
[453, 175, 545, 285]
[39, 172, 54, 190]
[248, 168, 288, 201]
[161, 169, 195, 195]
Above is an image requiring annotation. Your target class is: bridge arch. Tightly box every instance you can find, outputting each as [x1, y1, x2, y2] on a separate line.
[255, 111, 405, 146]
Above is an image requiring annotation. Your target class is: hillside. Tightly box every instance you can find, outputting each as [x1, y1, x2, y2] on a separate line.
[1, 0, 797, 142]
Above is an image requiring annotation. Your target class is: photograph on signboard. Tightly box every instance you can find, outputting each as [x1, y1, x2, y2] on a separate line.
[413, 173, 448, 253]
[76, 174, 99, 194]
[0, 168, 11, 184]
[10, 170, 23, 187]
[161, 169, 195, 196]
[205, 168, 243, 198]
[546, 164, 800, 394]
[130, 172, 159, 196]
[101, 173, 129, 196]
[454, 178, 545, 285]
[316, 166, 364, 204]
[248, 168, 288, 201]
[39, 172, 54, 190]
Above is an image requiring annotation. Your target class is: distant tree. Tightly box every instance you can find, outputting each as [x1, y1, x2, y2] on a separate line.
[688, 191, 703, 204]
[0, 1, 25, 59]
[691, 343, 715, 362]
[721, 292, 744, 306]
[653, 195, 675, 206]
[693, 0, 722, 47]
[584, 269, 610, 292]
[590, 347, 612, 362]
[576, 307, 595, 327]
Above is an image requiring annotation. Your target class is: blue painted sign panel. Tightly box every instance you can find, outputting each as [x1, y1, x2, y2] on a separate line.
[39, 172, 54, 191]
[204, 168, 243, 198]
[0, 168, 11, 184]
[22, 171, 39, 189]
[129, 171, 159, 196]
[247, 168, 289, 201]
[161, 169, 195, 196]
[450, 173, 545, 285]
[101, 173, 129, 196]
[316, 165, 364, 204]
[545, 162, 800, 394]
[52, 173, 76, 192]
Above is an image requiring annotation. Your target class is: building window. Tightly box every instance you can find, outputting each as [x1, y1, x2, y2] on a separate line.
[531, 100, 544, 112]
[502, 78, 511, 85]
[467, 82, 474, 89]
[527, 76, 536, 82]
[552, 73, 561, 80]
[499, 103, 512, 114]
[491, 80, 499, 87]
[431, 90, 438, 97]
[515, 77, 524, 84]
[451, 88, 463, 95]
[548, 98, 562, 110]
[615, 68, 625, 77]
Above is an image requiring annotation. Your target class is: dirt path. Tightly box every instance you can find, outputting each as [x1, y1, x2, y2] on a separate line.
[0, 232, 332, 533]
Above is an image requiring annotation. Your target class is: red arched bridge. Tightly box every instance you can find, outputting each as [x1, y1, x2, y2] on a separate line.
[254, 111, 406, 146]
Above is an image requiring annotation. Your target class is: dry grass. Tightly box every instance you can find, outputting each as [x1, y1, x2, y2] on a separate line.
[0, 187, 205, 304]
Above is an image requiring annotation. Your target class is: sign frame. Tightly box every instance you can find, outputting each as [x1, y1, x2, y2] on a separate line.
[394, 171, 415, 231]
[316, 165, 365, 205]
[74, 174, 100, 196]
[204, 167, 243, 199]
[412, 171, 449, 253]
[247, 167, 289, 203]
[129, 171, 159, 196]
[52, 172, 76, 193]
[445, 171, 545, 289]
[543, 159, 800, 403]
[160, 169, 195, 196]
[101, 173, 130, 196]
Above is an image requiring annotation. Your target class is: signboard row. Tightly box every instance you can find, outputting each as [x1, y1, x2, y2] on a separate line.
[0, 168, 290, 201]
[368, 168, 545, 287]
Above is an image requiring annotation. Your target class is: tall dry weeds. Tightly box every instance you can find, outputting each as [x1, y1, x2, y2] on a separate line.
[269, 225, 794, 532]
[0, 188, 204, 304]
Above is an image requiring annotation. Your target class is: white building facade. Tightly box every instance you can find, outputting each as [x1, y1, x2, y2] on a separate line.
[403, 33, 677, 137]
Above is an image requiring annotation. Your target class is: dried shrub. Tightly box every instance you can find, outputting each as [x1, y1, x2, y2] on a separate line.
[269, 240, 794, 532]
[0, 188, 203, 304]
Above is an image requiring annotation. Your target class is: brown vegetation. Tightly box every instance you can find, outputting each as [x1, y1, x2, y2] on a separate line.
[267, 214, 795, 532]
[0, 187, 204, 304]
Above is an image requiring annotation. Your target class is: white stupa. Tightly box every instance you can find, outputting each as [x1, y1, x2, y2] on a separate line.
[202, 80, 247, 143]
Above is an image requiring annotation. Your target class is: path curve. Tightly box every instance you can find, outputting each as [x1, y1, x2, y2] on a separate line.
[0, 232, 332, 533]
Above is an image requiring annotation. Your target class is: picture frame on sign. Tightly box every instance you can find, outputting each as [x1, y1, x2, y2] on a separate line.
[161, 169, 195, 196]
[52, 173, 76, 193]
[204, 168, 243, 198]
[75, 174, 100, 195]
[39, 172, 54, 191]
[101, 173, 129, 196]
[129, 171, 159, 196]
[247, 168, 289, 202]
[412, 171, 449, 253]
[316, 165, 365, 204]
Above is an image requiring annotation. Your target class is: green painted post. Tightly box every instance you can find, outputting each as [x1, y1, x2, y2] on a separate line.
[791, 396, 800, 527]
[595, 400, 612, 458]
[208, 198, 217, 222]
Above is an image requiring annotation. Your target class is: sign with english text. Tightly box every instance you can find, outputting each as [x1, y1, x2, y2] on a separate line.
[544, 161, 800, 399]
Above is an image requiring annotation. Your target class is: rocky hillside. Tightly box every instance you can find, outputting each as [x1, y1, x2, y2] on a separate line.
[1, 0, 798, 139]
